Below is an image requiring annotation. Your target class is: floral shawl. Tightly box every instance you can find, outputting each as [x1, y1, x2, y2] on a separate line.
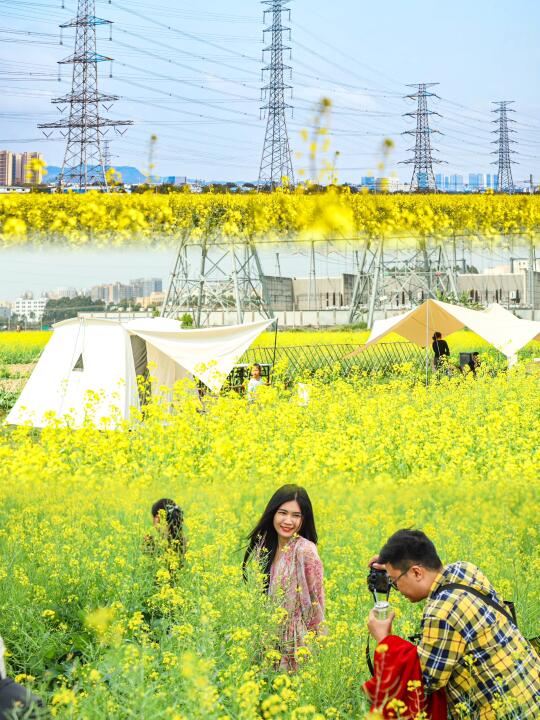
[268, 535, 325, 670]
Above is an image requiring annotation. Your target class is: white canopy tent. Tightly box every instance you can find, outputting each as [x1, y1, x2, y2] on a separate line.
[6, 317, 273, 428]
[349, 299, 540, 364]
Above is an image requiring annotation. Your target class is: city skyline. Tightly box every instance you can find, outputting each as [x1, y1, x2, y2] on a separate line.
[0, 0, 539, 185]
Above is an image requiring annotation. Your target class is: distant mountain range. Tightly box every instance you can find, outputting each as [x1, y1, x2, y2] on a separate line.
[45, 165, 148, 184]
[44, 166, 256, 185]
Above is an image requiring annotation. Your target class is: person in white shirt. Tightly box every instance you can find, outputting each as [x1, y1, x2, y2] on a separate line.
[247, 363, 267, 397]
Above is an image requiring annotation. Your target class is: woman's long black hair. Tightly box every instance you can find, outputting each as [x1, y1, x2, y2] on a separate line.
[242, 484, 317, 589]
[152, 498, 185, 554]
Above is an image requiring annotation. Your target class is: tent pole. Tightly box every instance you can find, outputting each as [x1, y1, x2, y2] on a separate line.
[425, 300, 430, 388]
[530, 240, 536, 321]
[271, 319, 278, 383]
[367, 239, 383, 329]
[231, 244, 243, 325]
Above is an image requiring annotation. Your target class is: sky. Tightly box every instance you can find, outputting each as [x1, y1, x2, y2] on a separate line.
[1, 0, 540, 297]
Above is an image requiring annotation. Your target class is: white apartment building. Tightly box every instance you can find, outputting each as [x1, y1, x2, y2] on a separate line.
[13, 296, 48, 321]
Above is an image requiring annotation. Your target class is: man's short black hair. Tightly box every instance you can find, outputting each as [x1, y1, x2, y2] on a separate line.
[379, 529, 443, 571]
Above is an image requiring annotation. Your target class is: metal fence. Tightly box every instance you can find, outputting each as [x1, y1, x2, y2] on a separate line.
[242, 342, 425, 380]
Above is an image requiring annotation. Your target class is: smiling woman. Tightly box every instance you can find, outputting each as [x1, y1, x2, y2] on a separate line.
[243, 484, 325, 670]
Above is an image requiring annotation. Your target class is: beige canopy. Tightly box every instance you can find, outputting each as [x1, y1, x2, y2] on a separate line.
[349, 299, 540, 362]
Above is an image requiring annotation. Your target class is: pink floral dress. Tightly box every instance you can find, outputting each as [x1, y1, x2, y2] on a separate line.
[268, 535, 325, 670]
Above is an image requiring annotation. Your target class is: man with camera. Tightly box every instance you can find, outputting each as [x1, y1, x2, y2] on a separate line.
[367, 529, 540, 719]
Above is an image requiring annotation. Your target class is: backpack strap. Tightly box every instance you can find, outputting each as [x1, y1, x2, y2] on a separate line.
[435, 582, 517, 626]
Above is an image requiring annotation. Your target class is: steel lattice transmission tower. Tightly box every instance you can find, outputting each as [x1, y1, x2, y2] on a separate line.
[401, 83, 444, 192]
[39, 0, 132, 191]
[161, 239, 275, 326]
[258, 0, 294, 190]
[491, 101, 517, 193]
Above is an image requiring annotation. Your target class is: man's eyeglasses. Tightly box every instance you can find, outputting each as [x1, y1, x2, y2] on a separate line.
[388, 566, 414, 590]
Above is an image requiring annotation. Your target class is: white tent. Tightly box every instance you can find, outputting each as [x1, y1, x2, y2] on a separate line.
[349, 299, 540, 363]
[6, 317, 273, 428]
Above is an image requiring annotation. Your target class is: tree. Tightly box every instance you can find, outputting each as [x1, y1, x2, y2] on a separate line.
[42, 297, 106, 324]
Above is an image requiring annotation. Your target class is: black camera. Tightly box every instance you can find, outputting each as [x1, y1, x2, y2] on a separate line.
[367, 566, 391, 600]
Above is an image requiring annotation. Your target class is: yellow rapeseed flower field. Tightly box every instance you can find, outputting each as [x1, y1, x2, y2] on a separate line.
[0, 357, 539, 718]
[0, 330, 51, 364]
[0, 327, 509, 362]
[1, 193, 540, 246]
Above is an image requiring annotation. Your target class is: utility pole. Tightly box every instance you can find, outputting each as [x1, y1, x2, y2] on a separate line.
[400, 83, 445, 192]
[307, 241, 317, 311]
[258, 0, 294, 190]
[529, 242, 537, 321]
[491, 101, 516, 193]
[39, 0, 132, 191]
[102, 139, 118, 172]
[519, 174, 534, 194]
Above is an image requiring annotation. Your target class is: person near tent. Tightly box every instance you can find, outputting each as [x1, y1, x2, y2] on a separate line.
[459, 351, 481, 378]
[144, 498, 186, 558]
[247, 363, 268, 398]
[242, 485, 325, 671]
[367, 529, 540, 720]
[468, 351, 481, 376]
[432, 331, 450, 372]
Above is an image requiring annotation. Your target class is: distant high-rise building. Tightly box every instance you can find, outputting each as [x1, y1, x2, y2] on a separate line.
[0, 150, 44, 185]
[12, 153, 22, 184]
[0, 151, 13, 186]
[468, 173, 485, 190]
[449, 175, 464, 192]
[19, 152, 44, 184]
[130, 277, 162, 297]
[51, 287, 79, 300]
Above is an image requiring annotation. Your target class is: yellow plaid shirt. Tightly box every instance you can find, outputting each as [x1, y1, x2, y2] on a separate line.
[417, 562, 540, 720]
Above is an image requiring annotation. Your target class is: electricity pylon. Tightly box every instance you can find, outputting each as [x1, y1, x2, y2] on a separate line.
[39, 0, 132, 191]
[257, 0, 294, 190]
[401, 83, 445, 192]
[491, 101, 517, 193]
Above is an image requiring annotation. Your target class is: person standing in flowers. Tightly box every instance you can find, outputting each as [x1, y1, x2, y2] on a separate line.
[367, 529, 540, 720]
[243, 485, 325, 671]
[432, 331, 451, 371]
[247, 363, 268, 398]
[145, 498, 186, 558]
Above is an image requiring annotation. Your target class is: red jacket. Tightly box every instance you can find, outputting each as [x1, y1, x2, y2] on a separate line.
[363, 635, 447, 719]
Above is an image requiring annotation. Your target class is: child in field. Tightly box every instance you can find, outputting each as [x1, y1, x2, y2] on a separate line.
[145, 498, 186, 558]
[243, 485, 325, 671]
[247, 363, 267, 398]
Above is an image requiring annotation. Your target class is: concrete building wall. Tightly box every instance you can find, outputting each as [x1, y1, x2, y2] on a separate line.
[291, 274, 356, 310]
[263, 275, 294, 311]
[456, 271, 540, 308]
